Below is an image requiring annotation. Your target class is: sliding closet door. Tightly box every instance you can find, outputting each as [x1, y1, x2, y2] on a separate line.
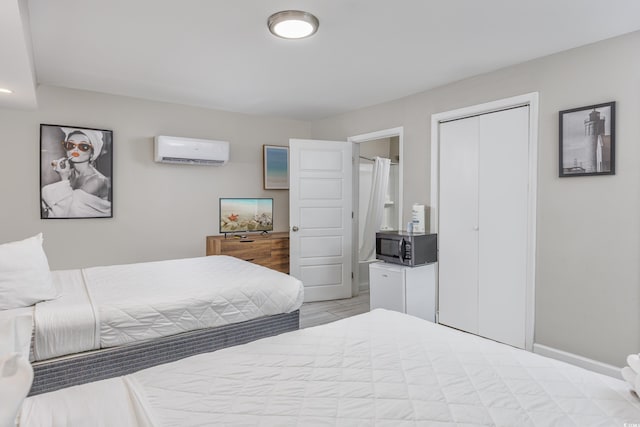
[438, 106, 529, 349]
[438, 116, 479, 335]
[477, 107, 529, 348]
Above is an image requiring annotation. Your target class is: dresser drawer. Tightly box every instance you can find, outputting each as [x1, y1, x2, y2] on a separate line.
[271, 239, 289, 249]
[259, 258, 289, 274]
[220, 240, 271, 261]
[206, 233, 290, 274]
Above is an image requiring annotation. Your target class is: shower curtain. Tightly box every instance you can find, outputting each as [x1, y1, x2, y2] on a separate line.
[359, 156, 391, 262]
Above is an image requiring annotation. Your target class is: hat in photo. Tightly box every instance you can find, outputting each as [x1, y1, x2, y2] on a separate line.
[61, 127, 105, 161]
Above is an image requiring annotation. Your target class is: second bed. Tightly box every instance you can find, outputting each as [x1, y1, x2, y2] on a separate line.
[27, 255, 304, 394]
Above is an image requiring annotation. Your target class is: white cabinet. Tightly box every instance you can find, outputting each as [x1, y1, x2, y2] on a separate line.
[369, 262, 436, 322]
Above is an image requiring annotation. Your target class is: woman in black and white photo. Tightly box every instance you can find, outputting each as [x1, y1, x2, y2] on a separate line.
[41, 126, 113, 218]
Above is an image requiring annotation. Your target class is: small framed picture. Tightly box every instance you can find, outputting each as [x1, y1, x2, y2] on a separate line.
[40, 124, 113, 219]
[263, 145, 289, 189]
[559, 101, 615, 177]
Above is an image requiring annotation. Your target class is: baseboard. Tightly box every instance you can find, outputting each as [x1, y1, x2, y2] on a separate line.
[533, 343, 622, 379]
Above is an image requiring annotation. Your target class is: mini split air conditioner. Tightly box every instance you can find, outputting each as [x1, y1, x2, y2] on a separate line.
[154, 135, 229, 165]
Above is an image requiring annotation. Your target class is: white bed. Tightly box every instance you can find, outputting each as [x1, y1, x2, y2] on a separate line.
[19, 309, 640, 426]
[5, 254, 303, 395]
[30, 255, 303, 361]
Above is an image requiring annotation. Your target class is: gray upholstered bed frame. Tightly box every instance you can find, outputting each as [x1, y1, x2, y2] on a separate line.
[29, 310, 299, 396]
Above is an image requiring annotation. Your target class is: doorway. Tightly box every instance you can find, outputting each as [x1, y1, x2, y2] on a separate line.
[349, 127, 404, 296]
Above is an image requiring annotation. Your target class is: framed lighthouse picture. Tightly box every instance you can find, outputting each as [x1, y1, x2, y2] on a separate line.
[559, 101, 615, 177]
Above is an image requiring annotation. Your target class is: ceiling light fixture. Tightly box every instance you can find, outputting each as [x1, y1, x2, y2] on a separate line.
[268, 10, 319, 39]
[0, 88, 13, 94]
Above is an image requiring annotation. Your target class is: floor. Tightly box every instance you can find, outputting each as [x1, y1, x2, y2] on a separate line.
[299, 290, 370, 329]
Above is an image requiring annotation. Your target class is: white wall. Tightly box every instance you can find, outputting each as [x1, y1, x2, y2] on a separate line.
[0, 86, 310, 269]
[310, 31, 640, 367]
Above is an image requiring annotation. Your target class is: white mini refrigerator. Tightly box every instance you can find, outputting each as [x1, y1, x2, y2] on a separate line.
[369, 262, 436, 322]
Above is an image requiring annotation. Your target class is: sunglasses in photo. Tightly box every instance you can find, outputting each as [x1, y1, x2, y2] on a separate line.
[62, 141, 93, 152]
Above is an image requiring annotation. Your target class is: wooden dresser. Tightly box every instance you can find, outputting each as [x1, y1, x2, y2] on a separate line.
[206, 232, 289, 274]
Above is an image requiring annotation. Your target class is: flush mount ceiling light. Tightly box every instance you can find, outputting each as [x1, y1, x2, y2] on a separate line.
[0, 88, 13, 94]
[268, 10, 319, 39]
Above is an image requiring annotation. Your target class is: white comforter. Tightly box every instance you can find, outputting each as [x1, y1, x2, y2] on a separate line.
[32, 256, 304, 360]
[21, 309, 640, 426]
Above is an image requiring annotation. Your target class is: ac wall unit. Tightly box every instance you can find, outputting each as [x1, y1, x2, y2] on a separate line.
[154, 135, 229, 165]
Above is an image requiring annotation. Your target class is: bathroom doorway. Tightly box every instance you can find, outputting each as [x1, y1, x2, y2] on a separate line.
[349, 127, 403, 295]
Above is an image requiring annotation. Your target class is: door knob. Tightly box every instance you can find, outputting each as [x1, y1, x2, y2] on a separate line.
[292, 226, 299, 232]
[473, 226, 479, 231]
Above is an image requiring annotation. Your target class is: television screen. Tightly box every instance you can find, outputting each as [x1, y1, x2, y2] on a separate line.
[219, 198, 273, 234]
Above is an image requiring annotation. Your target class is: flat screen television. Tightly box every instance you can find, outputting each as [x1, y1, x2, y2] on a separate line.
[219, 198, 273, 234]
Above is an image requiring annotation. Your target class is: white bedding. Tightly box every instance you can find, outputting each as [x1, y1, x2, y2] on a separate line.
[34, 270, 95, 361]
[19, 377, 153, 427]
[32, 256, 304, 360]
[21, 309, 640, 426]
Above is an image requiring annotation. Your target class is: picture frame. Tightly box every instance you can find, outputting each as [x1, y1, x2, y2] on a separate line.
[263, 144, 289, 189]
[559, 101, 615, 177]
[40, 124, 113, 219]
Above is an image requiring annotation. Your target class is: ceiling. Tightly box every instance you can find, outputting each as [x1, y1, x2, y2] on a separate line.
[2, 0, 640, 120]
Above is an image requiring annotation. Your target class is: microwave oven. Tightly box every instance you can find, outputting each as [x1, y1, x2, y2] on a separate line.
[375, 231, 437, 266]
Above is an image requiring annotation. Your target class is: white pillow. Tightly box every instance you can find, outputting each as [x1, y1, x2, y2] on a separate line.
[0, 234, 57, 310]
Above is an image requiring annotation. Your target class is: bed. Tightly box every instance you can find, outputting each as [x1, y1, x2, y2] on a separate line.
[16, 255, 303, 395]
[17, 309, 640, 426]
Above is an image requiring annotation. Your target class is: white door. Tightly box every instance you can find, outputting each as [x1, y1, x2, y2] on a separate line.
[289, 139, 352, 302]
[438, 116, 480, 335]
[438, 106, 529, 349]
[477, 107, 529, 348]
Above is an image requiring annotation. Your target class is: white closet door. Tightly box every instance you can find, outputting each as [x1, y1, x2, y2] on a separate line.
[438, 106, 529, 349]
[478, 107, 529, 348]
[438, 116, 479, 335]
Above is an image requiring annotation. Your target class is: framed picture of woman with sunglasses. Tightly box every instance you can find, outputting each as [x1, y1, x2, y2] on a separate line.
[40, 124, 113, 219]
